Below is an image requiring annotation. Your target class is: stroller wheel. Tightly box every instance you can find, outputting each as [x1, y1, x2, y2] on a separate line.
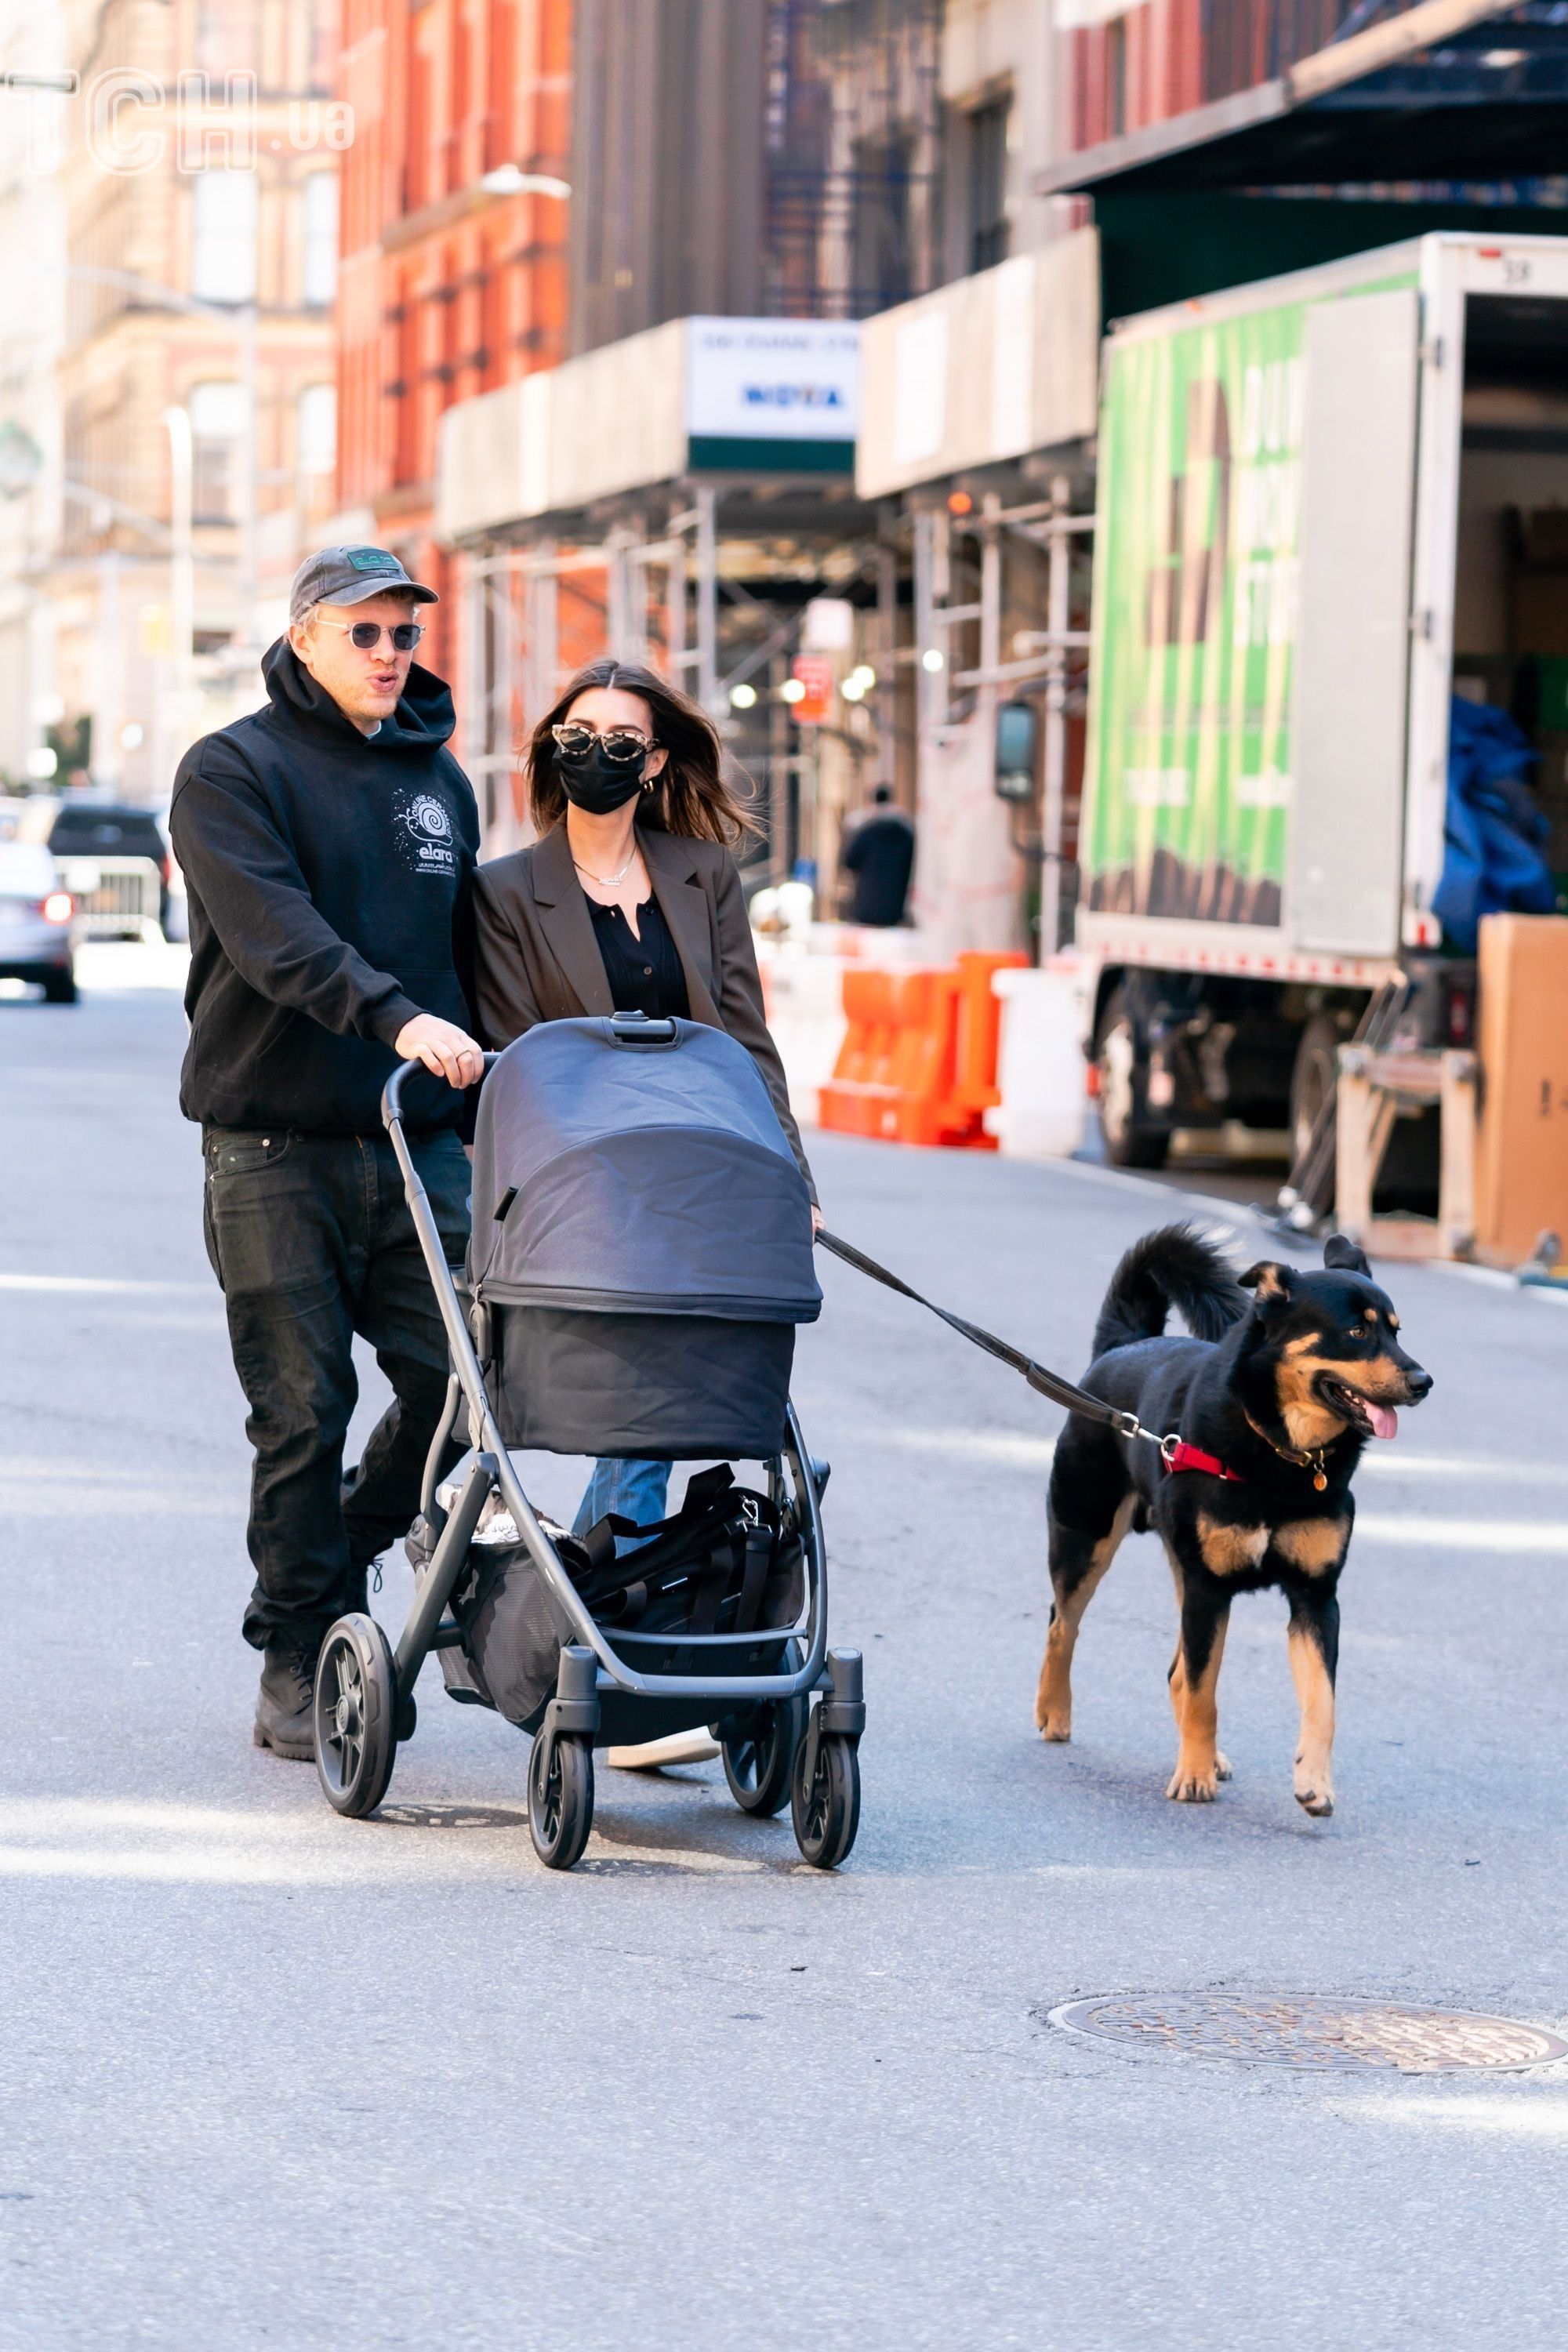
[791, 1724, 861, 1870]
[528, 1731, 594, 1870]
[314, 1615, 397, 1819]
[723, 1651, 807, 1817]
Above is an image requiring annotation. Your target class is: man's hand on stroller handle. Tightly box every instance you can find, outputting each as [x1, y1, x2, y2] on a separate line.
[394, 1013, 486, 1090]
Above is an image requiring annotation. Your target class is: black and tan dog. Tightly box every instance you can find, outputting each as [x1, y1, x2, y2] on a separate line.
[1035, 1225, 1431, 1815]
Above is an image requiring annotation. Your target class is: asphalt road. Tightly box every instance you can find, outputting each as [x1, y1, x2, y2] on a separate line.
[5, 958, 1568, 2350]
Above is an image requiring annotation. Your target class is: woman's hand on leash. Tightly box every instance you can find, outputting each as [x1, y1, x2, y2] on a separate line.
[811, 1206, 824, 1236]
[395, 1013, 486, 1089]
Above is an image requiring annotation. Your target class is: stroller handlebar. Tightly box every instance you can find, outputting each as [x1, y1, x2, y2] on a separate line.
[383, 1010, 684, 1130]
[382, 1050, 501, 1133]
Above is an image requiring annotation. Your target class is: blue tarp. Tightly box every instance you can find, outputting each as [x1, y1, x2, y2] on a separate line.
[1431, 698, 1556, 955]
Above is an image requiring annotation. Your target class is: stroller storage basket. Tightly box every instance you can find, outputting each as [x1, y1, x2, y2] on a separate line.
[469, 1016, 819, 1461]
[416, 1464, 808, 1733]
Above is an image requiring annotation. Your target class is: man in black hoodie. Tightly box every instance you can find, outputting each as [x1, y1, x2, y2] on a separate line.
[172, 545, 484, 1759]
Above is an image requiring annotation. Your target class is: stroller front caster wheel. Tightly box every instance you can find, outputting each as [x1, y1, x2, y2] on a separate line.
[791, 1726, 861, 1870]
[723, 1645, 807, 1817]
[528, 1731, 595, 1869]
[314, 1614, 398, 1818]
[723, 1697, 805, 1817]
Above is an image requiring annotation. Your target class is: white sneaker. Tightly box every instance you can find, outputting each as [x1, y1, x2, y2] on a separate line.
[605, 1728, 720, 1772]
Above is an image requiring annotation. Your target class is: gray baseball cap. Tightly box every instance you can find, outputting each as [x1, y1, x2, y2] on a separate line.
[289, 544, 438, 624]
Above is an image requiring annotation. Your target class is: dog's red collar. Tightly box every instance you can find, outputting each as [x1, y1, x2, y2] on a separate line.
[1160, 1436, 1246, 1483]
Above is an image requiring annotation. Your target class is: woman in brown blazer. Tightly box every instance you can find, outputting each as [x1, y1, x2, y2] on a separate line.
[470, 656, 818, 1548]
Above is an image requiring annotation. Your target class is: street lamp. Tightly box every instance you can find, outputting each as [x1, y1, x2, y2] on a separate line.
[478, 165, 571, 200]
[164, 405, 194, 705]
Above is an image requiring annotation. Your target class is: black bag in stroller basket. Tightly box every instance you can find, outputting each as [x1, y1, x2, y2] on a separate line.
[408, 1466, 807, 1733]
[467, 1015, 822, 1460]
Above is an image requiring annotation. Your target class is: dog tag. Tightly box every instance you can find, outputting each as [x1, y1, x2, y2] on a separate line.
[1313, 1469, 1327, 1491]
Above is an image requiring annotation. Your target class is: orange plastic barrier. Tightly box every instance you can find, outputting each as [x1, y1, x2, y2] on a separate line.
[818, 951, 1027, 1149]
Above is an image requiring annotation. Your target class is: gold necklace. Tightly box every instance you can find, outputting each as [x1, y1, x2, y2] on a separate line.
[573, 847, 640, 887]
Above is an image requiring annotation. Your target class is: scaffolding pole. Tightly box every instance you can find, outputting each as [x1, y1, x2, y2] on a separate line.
[1040, 474, 1072, 964]
[976, 488, 1002, 777]
[665, 520, 688, 676]
[695, 484, 718, 713]
[877, 527, 898, 794]
[524, 537, 559, 776]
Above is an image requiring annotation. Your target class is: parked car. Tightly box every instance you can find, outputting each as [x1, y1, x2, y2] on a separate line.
[0, 842, 77, 1002]
[45, 801, 170, 942]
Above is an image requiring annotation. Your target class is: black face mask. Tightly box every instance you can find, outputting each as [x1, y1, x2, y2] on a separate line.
[555, 741, 647, 816]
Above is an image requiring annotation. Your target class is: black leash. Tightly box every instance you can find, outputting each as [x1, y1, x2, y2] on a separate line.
[815, 1229, 1145, 1442]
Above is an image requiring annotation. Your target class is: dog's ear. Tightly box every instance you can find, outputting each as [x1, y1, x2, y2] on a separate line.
[1238, 1260, 1294, 1308]
[1323, 1232, 1372, 1277]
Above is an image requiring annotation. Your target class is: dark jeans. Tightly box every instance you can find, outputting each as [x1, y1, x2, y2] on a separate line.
[201, 1124, 470, 1653]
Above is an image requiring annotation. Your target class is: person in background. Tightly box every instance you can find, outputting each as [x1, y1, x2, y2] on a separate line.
[470, 656, 819, 1551]
[170, 546, 485, 1761]
[840, 783, 915, 926]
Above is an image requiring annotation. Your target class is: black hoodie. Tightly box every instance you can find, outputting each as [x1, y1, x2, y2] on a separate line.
[170, 639, 480, 1135]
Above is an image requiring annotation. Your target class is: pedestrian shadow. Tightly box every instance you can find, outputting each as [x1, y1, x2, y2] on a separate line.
[575, 1802, 796, 1876]
[371, 1792, 797, 1872]
[374, 1801, 531, 1832]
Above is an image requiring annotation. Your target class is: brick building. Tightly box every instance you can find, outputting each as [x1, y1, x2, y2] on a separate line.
[334, 0, 571, 676]
[40, 0, 343, 797]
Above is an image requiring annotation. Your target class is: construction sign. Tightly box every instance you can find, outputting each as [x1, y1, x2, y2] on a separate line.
[790, 654, 835, 726]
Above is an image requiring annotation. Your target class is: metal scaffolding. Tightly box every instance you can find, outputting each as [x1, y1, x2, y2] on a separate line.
[456, 477, 891, 871]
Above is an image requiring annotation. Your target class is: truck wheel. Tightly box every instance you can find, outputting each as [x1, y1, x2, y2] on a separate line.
[1096, 988, 1170, 1170]
[1289, 1017, 1341, 1167]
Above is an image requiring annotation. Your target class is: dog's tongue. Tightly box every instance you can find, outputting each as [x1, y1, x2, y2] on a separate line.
[1367, 1401, 1399, 1440]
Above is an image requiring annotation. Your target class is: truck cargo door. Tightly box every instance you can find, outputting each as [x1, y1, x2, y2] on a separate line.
[1289, 286, 1419, 956]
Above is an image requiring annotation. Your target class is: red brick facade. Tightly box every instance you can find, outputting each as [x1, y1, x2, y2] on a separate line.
[335, 0, 571, 672]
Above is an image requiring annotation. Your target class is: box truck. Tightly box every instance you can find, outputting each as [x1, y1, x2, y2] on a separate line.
[1076, 230, 1568, 1170]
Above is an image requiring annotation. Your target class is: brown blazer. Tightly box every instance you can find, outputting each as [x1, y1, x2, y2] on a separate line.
[470, 822, 816, 1201]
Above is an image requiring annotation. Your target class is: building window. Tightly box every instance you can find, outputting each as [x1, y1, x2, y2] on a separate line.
[1106, 16, 1128, 139]
[852, 135, 913, 314]
[191, 171, 257, 303]
[302, 172, 338, 307]
[188, 379, 246, 520]
[297, 381, 336, 480]
[195, 0, 259, 78]
[968, 98, 1010, 274]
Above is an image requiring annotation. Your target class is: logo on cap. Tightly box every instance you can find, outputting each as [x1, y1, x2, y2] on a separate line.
[347, 547, 398, 572]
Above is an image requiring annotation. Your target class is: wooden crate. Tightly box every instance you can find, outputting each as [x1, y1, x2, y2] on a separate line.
[1335, 1047, 1477, 1262]
[1475, 914, 1568, 1264]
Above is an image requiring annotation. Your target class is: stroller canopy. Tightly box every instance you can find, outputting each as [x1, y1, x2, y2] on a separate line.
[470, 1016, 821, 1326]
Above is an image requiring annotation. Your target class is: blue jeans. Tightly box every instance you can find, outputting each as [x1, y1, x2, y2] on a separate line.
[573, 1457, 670, 1552]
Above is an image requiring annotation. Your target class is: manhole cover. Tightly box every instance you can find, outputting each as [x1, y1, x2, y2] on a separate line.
[1051, 1994, 1568, 2074]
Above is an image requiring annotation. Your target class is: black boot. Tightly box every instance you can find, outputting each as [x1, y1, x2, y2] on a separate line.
[252, 1633, 321, 1761]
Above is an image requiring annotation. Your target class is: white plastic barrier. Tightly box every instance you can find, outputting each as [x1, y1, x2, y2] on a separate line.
[986, 964, 1087, 1160]
[753, 944, 850, 1129]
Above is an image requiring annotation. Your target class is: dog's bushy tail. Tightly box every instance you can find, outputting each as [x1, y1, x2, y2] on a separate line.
[1091, 1223, 1248, 1358]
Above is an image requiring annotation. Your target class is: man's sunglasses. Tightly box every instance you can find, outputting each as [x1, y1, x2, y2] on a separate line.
[316, 618, 426, 652]
[551, 721, 654, 767]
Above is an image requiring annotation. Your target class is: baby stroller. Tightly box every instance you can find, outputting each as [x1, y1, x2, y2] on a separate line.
[309, 1010, 865, 1871]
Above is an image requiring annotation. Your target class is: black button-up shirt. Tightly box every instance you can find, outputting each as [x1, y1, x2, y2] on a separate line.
[586, 892, 691, 1022]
